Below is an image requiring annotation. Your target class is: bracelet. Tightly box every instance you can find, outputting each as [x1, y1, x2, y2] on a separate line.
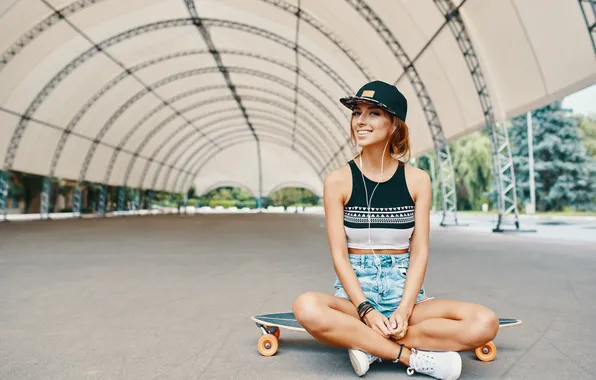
[357, 301, 370, 316]
[357, 301, 375, 321]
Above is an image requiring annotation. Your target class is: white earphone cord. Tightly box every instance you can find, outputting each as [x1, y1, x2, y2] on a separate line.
[359, 139, 391, 260]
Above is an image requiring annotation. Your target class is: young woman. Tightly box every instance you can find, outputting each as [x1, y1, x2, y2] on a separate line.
[292, 81, 499, 379]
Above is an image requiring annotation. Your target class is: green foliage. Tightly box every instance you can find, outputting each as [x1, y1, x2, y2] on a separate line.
[448, 131, 494, 211]
[208, 199, 237, 208]
[509, 102, 596, 212]
[577, 114, 596, 158]
[268, 187, 320, 208]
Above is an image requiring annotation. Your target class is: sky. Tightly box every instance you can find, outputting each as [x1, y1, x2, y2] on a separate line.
[562, 84, 596, 116]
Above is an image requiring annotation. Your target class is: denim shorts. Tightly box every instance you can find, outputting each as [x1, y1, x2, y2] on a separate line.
[333, 254, 430, 318]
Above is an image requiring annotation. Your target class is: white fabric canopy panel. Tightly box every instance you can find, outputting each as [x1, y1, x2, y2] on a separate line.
[0, 0, 594, 198]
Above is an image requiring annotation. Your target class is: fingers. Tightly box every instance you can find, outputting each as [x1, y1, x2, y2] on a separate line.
[389, 314, 399, 330]
[379, 318, 392, 337]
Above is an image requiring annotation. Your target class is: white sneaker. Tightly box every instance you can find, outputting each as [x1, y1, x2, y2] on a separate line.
[348, 349, 381, 376]
[407, 349, 462, 380]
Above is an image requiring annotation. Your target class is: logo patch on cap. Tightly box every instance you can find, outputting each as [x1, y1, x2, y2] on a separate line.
[362, 90, 375, 98]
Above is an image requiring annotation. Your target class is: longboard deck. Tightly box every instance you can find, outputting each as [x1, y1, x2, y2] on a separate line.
[252, 312, 521, 331]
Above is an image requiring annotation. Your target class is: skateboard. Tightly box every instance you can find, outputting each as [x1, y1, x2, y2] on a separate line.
[251, 312, 521, 362]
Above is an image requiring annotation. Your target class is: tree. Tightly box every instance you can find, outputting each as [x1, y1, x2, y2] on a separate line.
[577, 114, 596, 158]
[509, 102, 596, 212]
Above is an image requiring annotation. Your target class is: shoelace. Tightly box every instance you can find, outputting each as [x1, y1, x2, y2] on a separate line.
[367, 353, 380, 364]
[407, 349, 435, 375]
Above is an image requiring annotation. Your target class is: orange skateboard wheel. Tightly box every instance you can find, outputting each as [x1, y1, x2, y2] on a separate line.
[475, 341, 497, 362]
[258, 334, 279, 356]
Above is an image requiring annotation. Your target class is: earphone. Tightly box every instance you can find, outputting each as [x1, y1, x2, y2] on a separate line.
[358, 138, 391, 265]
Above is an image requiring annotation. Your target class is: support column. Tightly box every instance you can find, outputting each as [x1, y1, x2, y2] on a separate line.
[40, 177, 52, 219]
[118, 186, 126, 211]
[147, 190, 154, 213]
[98, 184, 107, 216]
[436, 1, 522, 232]
[134, 189, 141, 212]
[73, 184, 82, 217]
[527, 112, 536, 215]
[427, 155, 437, 212]
[0, 171, 7, 222]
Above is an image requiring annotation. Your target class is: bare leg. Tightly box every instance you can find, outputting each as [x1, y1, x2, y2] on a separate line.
[292, 292, 413, 365]
[393, 299, 500, 352]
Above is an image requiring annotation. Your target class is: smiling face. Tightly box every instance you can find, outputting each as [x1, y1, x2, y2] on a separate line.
[350, 101, 395, 148]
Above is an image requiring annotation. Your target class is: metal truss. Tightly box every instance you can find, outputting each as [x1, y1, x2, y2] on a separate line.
[0, 0, 106, 73]
[260, 0, 372, 79]
[0, 171, 7, 221]
[3, 18, 221, 175]
[121, 92, 336, 190]
[291, 0, 302, 150]
[435, 0, 520, 231]
[3, 18, 355, 198]
[144, 108, 330, 191]
[4, 0, 371, 84]
[181, 134, 324, 195]
[184, 0, 264, 204]
[579, 0, 596, 57]
[90, 64, 347, 187]
[163, 107, 332, 191]
[169, 119, 328, 192]
[154, 105, 337, 192]
[3, 0, 365, 192]
[49, 52, 217, 179]
[343, 0, 459, 226]
[104, 66, 347, 189]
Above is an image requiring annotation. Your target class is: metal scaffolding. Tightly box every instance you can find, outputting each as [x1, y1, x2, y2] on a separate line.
[436, 0, 521, 232]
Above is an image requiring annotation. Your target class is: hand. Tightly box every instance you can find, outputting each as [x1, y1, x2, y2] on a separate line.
[388, 308, 410, 340]
[363, 309, 393, 338]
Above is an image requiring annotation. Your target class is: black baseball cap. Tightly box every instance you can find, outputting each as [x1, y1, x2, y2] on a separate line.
[340, 80, 408, 122]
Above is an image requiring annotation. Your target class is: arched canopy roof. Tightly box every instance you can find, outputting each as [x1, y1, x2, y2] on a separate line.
[1, 0, 594, 198]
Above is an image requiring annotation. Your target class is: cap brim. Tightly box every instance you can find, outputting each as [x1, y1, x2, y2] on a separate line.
[339, 96, 396, 116]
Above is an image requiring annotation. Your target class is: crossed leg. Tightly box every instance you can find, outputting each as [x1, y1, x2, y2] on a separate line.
[292, 292, 499, 366]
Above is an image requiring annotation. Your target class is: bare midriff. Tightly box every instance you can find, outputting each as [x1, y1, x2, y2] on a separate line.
[348, 248, 409, 255]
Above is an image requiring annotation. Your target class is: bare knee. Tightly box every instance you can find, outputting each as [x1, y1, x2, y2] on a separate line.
[466, 307, 499, 347]
[292, 292, 330, 332]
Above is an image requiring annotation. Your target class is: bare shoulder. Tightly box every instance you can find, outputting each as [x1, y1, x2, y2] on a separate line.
[403, 163, 431, 202]
[324, 163, 352, 203]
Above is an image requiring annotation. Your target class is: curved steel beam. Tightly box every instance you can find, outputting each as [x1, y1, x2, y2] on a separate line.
[92, 64, 349, 186]
[2, 0, 372, 80]
[2, 17, 354, 174]
[153, 111, 331, 191]
[127, 92, 342, 190]
[166, 118, 327, 192]
[290, 0, 302, 149]
[163, 105, 332, 192]
[150, 113, 332, 191]
[176, 130, 322, 193]
[579, 0, 596, 57]
[50, 48, 346, 179]
[0, 0, 102, 73]
[181, 133, 324, 194]
[183, 0, 264, 203]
